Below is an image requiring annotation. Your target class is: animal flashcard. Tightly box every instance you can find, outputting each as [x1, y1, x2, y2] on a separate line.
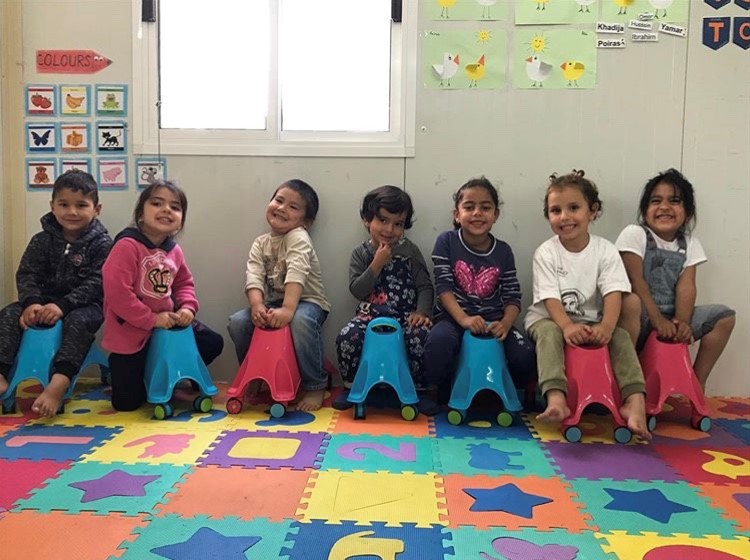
[60, 123, 91, 153]
[423, 29, 507, 89]
[26, 123, 57, 153]
[423, 0, 509, 21]
[26, 85, 57, 116]
[60, 85, 91, 116]
[60, 158, 92, 176]
[95, 84, 128, 117]
[26, 158, 57, 189]
[136, 158, 168, 189]
[513, 29, 597, 89]
[98, 158, 128, 189]
[97, 122, 127, 153]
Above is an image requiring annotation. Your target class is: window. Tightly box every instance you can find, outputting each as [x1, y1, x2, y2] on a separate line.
[132, 0, 416, 157]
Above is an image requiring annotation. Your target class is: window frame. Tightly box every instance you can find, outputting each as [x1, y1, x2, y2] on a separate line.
[131, 0, 416, 157]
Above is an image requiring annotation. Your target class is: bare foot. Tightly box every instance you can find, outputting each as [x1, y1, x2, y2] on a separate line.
[620, 392, 652, 442]
[32, 373, 70, 418]
[536, 390, 570, 424]
[0, 374, 8, 395]
[296, 389, 324, 412]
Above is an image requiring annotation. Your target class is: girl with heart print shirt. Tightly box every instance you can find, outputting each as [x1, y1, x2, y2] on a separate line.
[423, 177, 537, 404]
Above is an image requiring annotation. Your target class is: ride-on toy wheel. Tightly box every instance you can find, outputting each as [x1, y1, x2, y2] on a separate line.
[447, 409, 464, 426]
[497, 411, 513, 427]
[614, 426, 632, 444]
[226, 397, 243, 415]
[154, 403, 173, 420]
[353, 403, 366, 420]
[401, 404, 418, 421]
[564, 425, 582, 443]
[692, 415, 711, 432]
[270, 403, 286, 418]
[193, 396, 212, 413]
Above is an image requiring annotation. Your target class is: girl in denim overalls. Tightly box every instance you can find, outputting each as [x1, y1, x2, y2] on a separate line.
[616, 169, 735, 390]
[335, 186, 434, 407]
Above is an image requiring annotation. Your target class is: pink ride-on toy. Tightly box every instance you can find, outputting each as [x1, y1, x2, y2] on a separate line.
[639, 331, 711, 432]
[226, 325, 301, 418]
[0, 322, 109, 415]
[447, 330, 522, 427]
[562, 344, 632, 444]
[347, 317, 419, 421]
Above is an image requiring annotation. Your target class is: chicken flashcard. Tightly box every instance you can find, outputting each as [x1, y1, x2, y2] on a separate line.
[60, 158, 92, 176]
[601, 0, 689, 23]
[98, 158, 128, 189]
[96, 121, 127, 153]
[26, 123, 58, 154]
[26, 158, 57, 190]
[60, 85, 91, 116]
[95, 84, 128, 117]
[516, 0, 598, 25]
[514, 29, 597, 89]
[26, 85, 57, 116]
[423, 29, 507, 89]
[60, 123, 91, 153]
[423, 0, 509, 21]
[135, 158, 168, 189]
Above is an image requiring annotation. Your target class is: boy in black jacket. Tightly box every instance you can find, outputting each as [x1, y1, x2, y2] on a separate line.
[0, 170, 112, 417]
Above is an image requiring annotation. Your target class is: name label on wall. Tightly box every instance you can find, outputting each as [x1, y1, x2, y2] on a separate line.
[597, 38, 627, 48]
[597, 22, 625, 33]
[629, 20, 653, 30]
[632, 32, 659, 42]
[659, 22, 688, 37]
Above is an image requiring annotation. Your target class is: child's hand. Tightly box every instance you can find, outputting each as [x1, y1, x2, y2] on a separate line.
[460, 315, 487, 334]
[37, 303, 63, 326]
[174, 308, 195, 327]
[251, 305, 269, 327]
[487, 319, 512, 341]
[588, 323, 614, 346]
[563, 323, 592, 346]
[155, 312, 178, 329]
[19, 304, 43, 329]
[371, 242, 393, 272]
[406, 311, 432, 328]
[653, 315, 677, 340]
[267, 307, 293, 328]
[672, 319, 693, 343]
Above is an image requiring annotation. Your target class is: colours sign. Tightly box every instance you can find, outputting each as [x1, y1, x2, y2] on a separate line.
[36, 50, 112, 74]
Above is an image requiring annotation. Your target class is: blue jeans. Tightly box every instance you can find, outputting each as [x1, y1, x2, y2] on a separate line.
[227, 301, 328, 391]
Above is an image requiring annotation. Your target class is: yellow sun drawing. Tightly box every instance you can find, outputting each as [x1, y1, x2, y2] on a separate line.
[476, 29, 492, 43]
[527, 33, 548, 53]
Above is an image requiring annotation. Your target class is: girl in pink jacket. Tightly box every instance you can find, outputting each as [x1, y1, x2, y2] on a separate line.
[102, 180, 223, 411]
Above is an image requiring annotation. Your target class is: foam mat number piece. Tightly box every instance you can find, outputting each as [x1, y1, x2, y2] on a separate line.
[0, 424, 120, 461]
[694, 482, 750, 533]
[320, 433, 435, 474]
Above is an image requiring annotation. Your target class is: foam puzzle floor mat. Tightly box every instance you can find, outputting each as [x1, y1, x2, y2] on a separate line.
[0, 379, 747, 559]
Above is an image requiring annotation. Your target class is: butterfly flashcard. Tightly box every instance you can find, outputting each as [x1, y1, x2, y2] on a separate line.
[27, 124, 57, 153]
[32, 130, 51, 146]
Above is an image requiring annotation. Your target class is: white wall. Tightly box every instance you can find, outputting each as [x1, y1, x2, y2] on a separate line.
[17, 1, 749, 395]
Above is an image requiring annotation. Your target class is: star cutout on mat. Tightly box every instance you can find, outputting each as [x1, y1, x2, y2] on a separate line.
[151, 527, 260, 560]
[463, 483, 552, 518]
[603, 488, 696, 523]
[68, 469, 159, 503]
